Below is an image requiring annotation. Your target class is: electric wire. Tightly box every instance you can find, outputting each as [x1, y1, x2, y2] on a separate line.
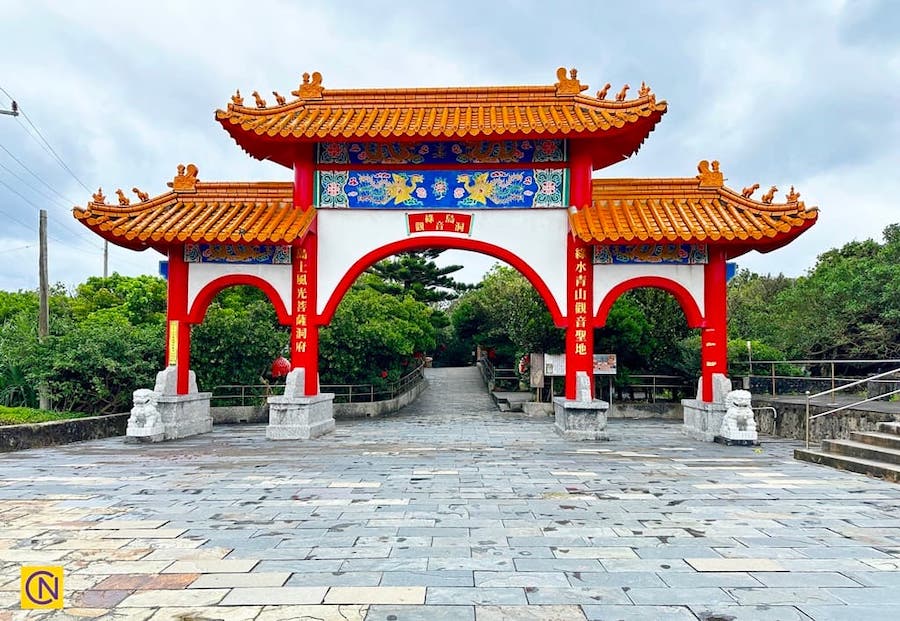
[0, 142, 79, 205]
[16, 108, 91, 193]
[0, 244, 34, 254]
[0, 86, 162, 275]
[0, 159, 71, 208]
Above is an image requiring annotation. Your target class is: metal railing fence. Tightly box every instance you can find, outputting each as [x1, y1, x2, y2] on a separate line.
[804, 366, 900, 449]
[731, 359, 900, 397]
[211, 361, 426, 407]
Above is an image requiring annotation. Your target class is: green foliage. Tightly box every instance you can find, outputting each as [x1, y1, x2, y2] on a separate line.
[596, 289, 697, 375]
[191, 288, 288, 390]
[450, 265, 563, 365]
[30, 311, 164, 414]
[367, 250, 474, 304]
[72, 274, 167, 326]
[727, 270, 795, 341]
[0, 311, 39, 407]
[319, 285, 436, 385]
[674, 336, 800, 381]
[0, 406, 92, 426]
[728, 224, 900, 360]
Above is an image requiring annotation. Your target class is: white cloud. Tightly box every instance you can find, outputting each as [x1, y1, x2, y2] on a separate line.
[1, 0, 897, 291]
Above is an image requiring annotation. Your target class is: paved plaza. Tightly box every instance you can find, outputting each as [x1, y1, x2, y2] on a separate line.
[2, 367, 900, 620]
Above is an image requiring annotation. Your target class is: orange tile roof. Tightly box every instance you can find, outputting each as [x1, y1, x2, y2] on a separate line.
[215, 68, 667, 168]
[570, 162, 818, 254]
[73, 169, 313, 251]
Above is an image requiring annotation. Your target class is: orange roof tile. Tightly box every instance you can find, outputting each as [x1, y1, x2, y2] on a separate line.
[570, 162, 818, 255]
[215, 68, 667, 169]
[73, 174, 313, 252]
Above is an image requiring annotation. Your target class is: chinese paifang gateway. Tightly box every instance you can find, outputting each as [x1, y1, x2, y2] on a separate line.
[74, 68, 817, 441]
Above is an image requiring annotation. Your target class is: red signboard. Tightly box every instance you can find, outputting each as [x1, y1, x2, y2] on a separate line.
[407, 212, 473, 235]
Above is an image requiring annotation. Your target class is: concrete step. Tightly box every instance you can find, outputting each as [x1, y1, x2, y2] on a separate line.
[850, 431, 900, 450]
[878, 422, 900, 436]
[795, 448, 900, 482]
[821, 439, 900, 466]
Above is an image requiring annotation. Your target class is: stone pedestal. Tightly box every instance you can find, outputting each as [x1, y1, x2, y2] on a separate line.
[266, 368, 335, 440]
[158, 392, 213, 440]
[126, 368, 211, 443]
[553, 397, 610, 440]
[696, 373, 733, 404]
[681, 398, 727, 442]
[266, 393, 336, 440]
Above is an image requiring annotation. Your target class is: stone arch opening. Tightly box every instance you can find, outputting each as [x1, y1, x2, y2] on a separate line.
[319, 236, 566, 327]
[188, 274, 292, 325]
[595, 276, 704, 328]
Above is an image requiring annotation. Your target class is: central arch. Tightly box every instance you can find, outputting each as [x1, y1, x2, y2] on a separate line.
[315, 209, 570, 328]
[319, 235, 565, 326]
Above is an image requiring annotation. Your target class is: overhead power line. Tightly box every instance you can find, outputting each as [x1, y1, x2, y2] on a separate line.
[0, 141, 78, 205]
[17, 109, 91, 193]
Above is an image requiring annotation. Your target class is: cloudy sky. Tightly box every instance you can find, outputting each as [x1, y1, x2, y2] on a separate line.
[1, 0, 897, 291]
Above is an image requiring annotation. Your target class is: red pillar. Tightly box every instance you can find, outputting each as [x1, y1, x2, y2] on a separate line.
[292, 146, 319, 395]
[565, 141, 594, 399]
[166, 248, 191, 395]
[293, 144, 314, 209]
[701, 247, 729, 401]
[291, 234, 320, 395]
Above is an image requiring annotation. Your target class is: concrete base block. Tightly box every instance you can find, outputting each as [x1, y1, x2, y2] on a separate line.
[125, 424, 165, 443]
[267, 392, 336, 440]
[553, 397, 610, 441]
[158, 393, 213, 440]
[522, 401, 554, 418]
[682, 398, 727, 442]
[696, 373, 732, 402]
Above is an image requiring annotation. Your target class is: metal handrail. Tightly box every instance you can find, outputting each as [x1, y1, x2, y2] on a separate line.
[732, 359, 900, 396]
[804, 366, 900, 448]
[211, 361, 426, 406]
[477, 357, 517, 391]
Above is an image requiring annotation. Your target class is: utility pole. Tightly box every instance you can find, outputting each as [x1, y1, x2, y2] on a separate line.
[0, 100, 17, 116]
[103, 240, 108, 278]
[39, 209, 50, 410]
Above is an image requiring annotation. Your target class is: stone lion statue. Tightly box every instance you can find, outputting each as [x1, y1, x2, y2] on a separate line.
[129, 388, 161, 430]
[720, 389, 757, 440]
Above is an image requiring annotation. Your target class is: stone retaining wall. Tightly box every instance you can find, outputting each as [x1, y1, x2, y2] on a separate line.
[333, 379, 428, 418]
[609, 402, 682, 420]
[753, 397, 900, 441]
[0, 413, 129, 452]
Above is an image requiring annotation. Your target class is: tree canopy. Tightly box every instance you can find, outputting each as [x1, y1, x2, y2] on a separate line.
[367, 250, 474, 305]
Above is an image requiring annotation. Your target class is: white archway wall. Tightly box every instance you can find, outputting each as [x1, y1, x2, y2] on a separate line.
[592, 263, 706, 316]
[186, 263, 293, 316]
[316, 209, 570, 316]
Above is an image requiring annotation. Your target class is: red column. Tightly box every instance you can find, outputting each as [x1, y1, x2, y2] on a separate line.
[292, 146, 319, 395]
[293, 144, 315, 210]
[701, 247, 729, 401]
[565, 141, 594, 399]
[290, 234, 319, 395]
[166, 248, 191, 395]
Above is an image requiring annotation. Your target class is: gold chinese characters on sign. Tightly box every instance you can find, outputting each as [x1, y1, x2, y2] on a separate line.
[294, 248, 309, 355]
[572, 246, 589, 358]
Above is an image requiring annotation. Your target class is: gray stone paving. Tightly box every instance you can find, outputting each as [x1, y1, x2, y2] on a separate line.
[1, 366, 899, 620]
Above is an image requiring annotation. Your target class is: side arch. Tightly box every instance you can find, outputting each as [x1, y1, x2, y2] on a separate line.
[594, 276, 704, 328]
[187, 274, 293, 325]
[318, 235, 565, 326]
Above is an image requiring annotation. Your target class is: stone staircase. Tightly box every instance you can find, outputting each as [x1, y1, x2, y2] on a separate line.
[794, 422, 900, 482]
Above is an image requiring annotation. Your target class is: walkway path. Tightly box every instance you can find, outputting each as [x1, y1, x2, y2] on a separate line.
[1, 367, 899, 620]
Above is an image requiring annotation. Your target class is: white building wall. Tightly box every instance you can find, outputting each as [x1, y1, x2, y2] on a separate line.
[187, 263, 293, 316]
[592, 263, 706, 317]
